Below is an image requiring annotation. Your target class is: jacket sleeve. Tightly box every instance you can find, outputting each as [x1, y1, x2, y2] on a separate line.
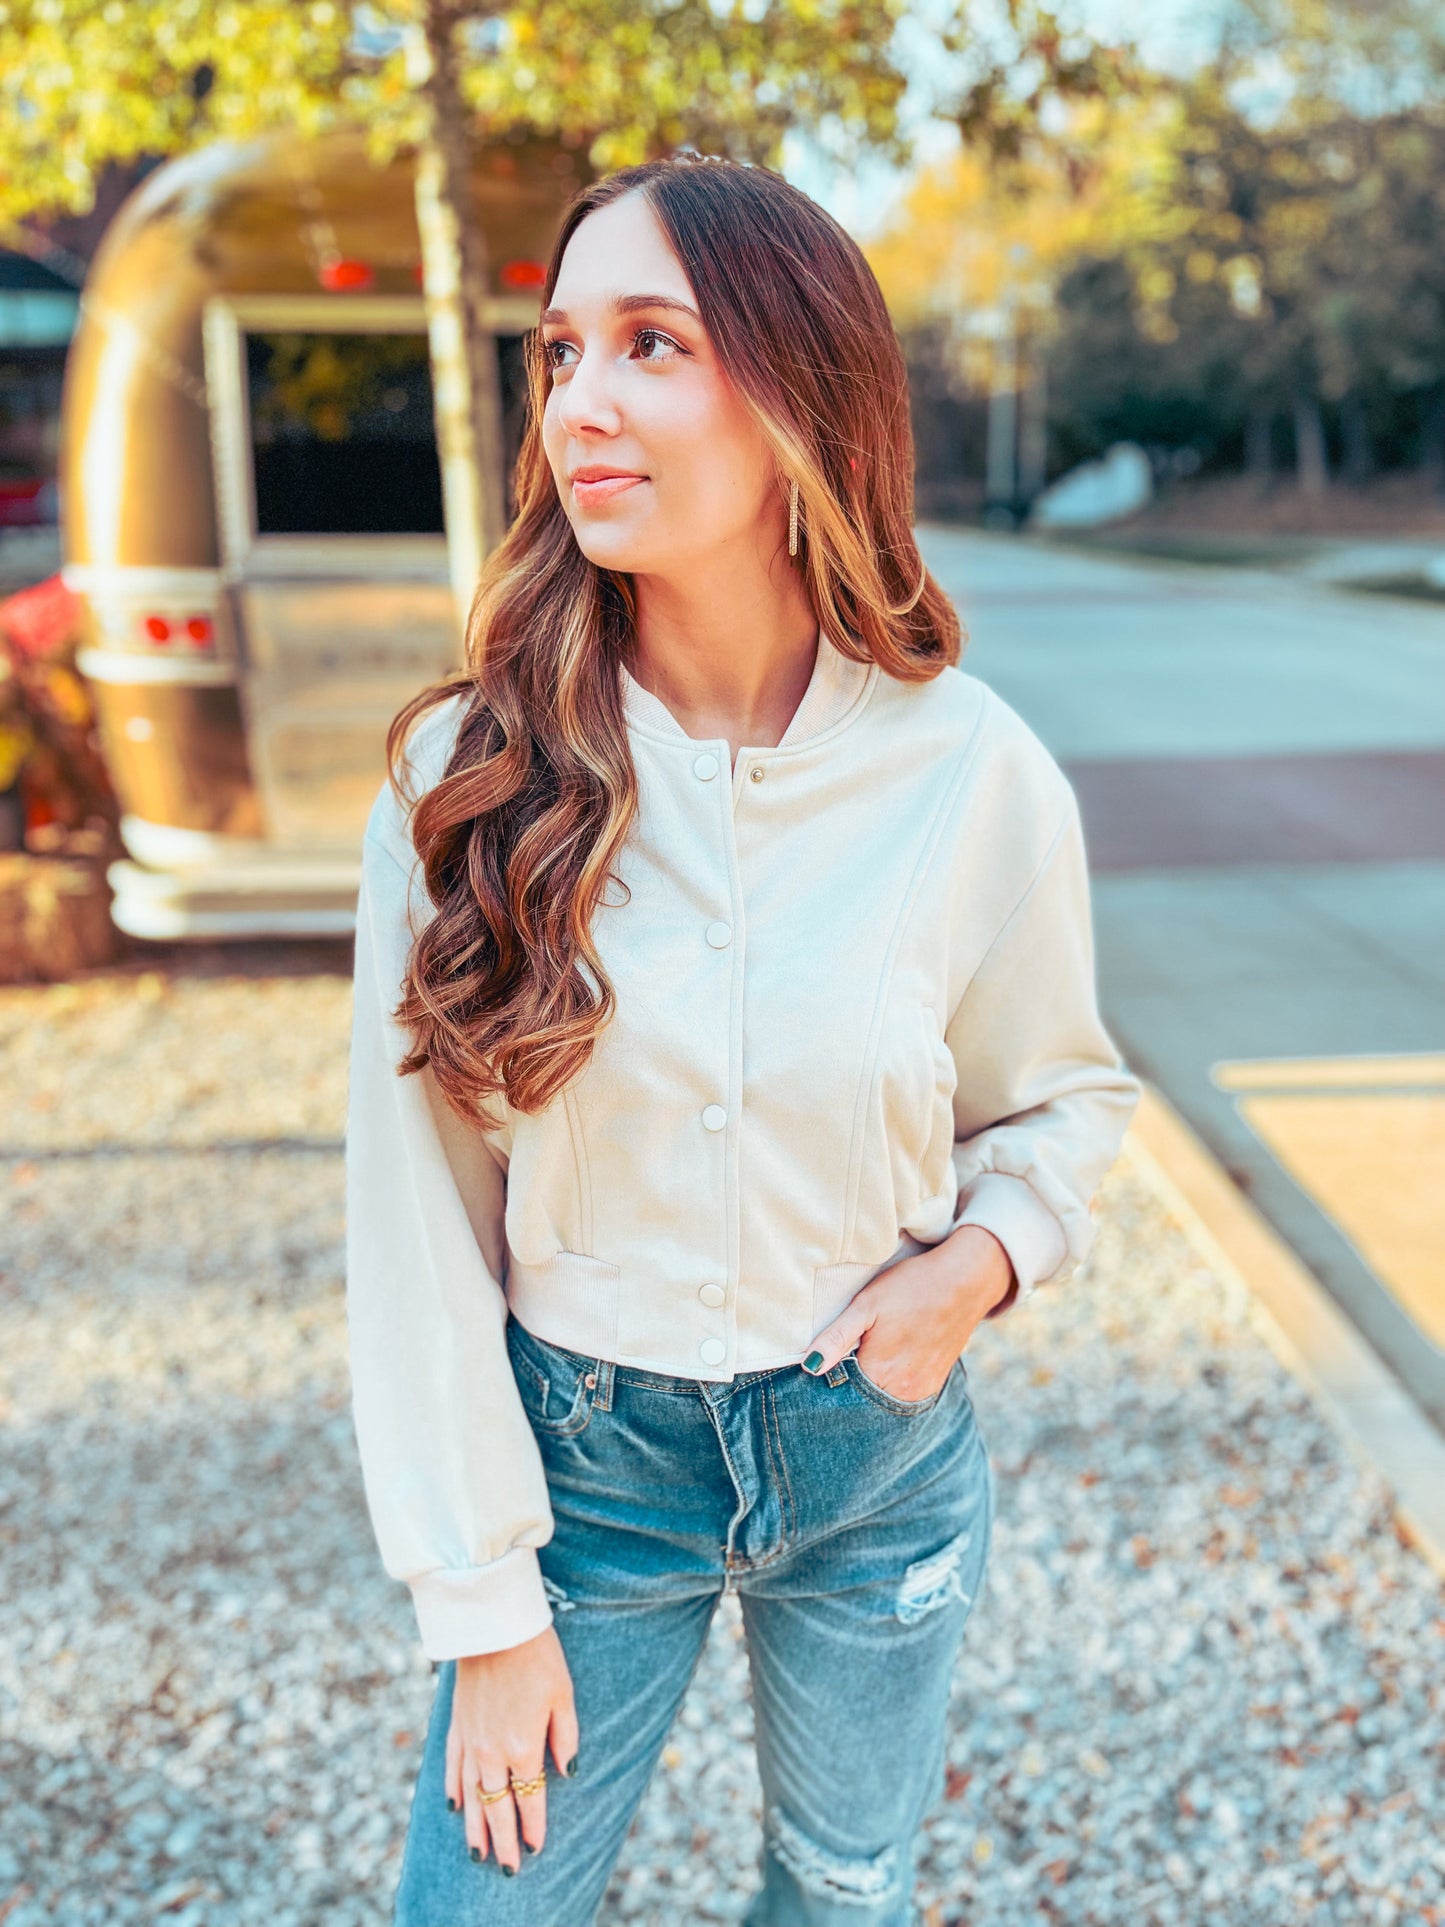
[344, 795, 556, 1660]
[943, 783, 1141, 1301]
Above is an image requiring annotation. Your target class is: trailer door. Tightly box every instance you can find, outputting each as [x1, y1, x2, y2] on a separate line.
[205, 295, 529, 848]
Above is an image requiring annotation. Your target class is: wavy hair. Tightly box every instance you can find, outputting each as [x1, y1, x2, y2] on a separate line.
[385, 150, 962, 1131]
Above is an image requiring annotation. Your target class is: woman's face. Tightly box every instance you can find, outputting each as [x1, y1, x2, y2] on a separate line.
[540, 190, 782, 577]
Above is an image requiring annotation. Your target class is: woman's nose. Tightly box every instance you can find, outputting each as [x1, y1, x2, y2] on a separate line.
[554, 345, 624, 435]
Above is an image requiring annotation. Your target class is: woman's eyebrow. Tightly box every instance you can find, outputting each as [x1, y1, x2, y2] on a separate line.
[539, 293, 702, 327]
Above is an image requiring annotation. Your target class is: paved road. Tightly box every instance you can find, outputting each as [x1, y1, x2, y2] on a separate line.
[918, 524, 1445, 1431]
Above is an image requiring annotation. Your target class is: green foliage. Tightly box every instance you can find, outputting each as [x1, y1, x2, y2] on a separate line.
[0, 0, 921, 226]
[0, 1, 362, 222]
[1039, 0, 1445, 476]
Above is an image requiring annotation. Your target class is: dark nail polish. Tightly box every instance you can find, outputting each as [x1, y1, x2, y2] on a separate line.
[469, 1847, 481, 1863]
[503, 1864, 518, 1877]
[524, 1841, 538, 1854]
[802, 1350, 824, 1373]
[564, 1756, 578, 1777]
[446, 1797, 457, 1812]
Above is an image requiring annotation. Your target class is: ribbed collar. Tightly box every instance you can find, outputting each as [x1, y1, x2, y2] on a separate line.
[619, 626, 874, 749]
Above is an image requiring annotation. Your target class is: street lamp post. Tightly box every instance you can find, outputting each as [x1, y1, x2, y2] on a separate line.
[984, 290, 1018, 524]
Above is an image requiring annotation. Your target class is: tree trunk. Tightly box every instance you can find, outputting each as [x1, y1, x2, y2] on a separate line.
[1292, 390, 1329, 497]
[1017, 354, 1049, 505]
[1340, 392, 1373, 487]
[1418, 386, 1445, 495]
[985, 309, 1019, 515]
[414, 0, 510, 645]
[1244, 402, 1273, 486]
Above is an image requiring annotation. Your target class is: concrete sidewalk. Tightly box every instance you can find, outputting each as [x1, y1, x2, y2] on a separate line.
[919, 523, 1445, 1446]
[1032, 524, 1445, 598]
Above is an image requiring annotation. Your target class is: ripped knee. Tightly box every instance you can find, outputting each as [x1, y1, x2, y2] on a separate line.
[541, 1572, 576, 1614]
[894, 1527, 973, 1626]
[765, 1804, 899, 1905]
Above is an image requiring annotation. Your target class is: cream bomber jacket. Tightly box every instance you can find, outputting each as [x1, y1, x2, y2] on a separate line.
[344, 628, 1142, 1660]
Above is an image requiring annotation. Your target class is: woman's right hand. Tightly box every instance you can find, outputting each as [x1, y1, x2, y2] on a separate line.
[445, 1623, 579, 1871]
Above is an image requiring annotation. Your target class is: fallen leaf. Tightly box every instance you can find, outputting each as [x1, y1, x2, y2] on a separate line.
[157, 1885, 209, 1915]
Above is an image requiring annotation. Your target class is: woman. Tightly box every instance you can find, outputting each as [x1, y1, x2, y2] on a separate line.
[345, 152, 1141, 1926]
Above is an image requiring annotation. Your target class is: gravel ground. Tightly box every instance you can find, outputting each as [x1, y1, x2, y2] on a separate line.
[2, 955, 1442, 1926]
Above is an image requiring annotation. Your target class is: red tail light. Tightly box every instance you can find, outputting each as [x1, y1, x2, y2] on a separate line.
[319, 259, 374, 292]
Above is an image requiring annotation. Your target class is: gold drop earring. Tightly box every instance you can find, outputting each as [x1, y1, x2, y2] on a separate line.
[788, 478, 799, 558]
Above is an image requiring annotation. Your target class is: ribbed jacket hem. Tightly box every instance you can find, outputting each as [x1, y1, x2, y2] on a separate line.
[952, 1170, 1068, 1300]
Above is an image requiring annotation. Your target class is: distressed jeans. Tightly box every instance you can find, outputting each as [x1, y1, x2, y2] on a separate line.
[391, 1310, 995, 1926]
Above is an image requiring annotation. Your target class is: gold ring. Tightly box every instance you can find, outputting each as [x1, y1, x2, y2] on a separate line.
[476, 1781, 513, 1805]
[509, 1770, 547, 1797]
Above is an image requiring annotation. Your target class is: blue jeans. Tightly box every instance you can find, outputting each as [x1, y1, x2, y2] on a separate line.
[392, 1312, 995, 1926]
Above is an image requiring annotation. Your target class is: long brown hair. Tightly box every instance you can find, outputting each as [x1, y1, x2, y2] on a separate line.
[385, 151, 962, 1130]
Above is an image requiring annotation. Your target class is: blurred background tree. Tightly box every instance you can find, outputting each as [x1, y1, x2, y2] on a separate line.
[863, 0, 1445, 522]
[6, 0, 1437, 534]
[0, 0, 1120, 598]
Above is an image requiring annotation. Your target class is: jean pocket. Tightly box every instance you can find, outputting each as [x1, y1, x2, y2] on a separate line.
[843, 1350, 954, 1417]
[505, 1316, 598, 1437]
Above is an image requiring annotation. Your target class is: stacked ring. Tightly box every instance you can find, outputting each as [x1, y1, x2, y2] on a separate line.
[476, 1769, 548, 1803]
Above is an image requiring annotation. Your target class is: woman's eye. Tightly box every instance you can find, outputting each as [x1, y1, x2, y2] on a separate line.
[633, 327, 681, 362]
[542, 327, 682, 374]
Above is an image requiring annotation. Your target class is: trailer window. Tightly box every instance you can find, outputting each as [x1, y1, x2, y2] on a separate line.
[246, 331, 439, 534]
[245, 331, 530, 537]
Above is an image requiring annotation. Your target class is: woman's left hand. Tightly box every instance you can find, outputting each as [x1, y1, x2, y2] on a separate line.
[800, 1226, 1016, 1401]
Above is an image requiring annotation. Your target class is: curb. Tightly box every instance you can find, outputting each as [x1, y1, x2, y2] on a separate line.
[1125, 1083, 1445, 1581]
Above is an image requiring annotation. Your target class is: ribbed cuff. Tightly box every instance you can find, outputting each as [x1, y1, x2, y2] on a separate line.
[952, 1171, 1067, 1301]
[411, 1546, 554, 1660]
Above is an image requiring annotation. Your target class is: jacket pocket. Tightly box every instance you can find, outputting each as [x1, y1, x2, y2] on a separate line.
[505, 1249, 621, 1360]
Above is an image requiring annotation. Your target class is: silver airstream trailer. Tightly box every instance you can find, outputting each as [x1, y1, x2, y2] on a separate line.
[60, 128, 591, 937]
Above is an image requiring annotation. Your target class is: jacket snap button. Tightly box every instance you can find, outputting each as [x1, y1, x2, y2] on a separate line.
[699, 1337, 726, 1365]
[748, 766, 764, 782]
[693, 753, 719, 781]
[702, 1104, 727, 1131]
[705, 920, 732, 948]
[698, 1282, 726, 1307]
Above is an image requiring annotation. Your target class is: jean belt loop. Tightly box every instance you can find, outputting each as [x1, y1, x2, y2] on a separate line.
[591, 1356, 615, 1411]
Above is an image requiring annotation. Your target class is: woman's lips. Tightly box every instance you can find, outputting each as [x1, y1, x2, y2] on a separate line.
[573, 475, 648, 505]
